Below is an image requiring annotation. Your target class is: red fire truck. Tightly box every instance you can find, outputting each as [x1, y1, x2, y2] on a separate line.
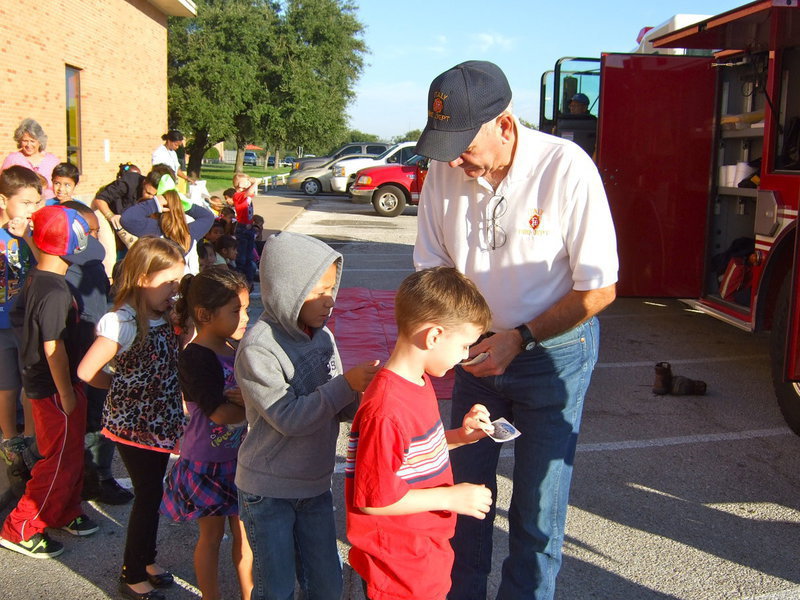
[540, 1, 800, 433]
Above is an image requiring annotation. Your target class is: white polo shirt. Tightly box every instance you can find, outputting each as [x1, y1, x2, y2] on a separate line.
[414, 121, 618, 332]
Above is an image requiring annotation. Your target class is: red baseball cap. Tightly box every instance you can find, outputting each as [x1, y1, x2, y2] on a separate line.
[31, 206, 104, 265]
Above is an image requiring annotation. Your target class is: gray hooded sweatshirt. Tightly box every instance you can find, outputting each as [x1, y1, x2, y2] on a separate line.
[234, 232, 358, 499]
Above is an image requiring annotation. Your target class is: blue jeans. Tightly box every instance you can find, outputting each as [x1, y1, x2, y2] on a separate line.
[234, 224, 257, 282]
[238, 489, 343, 600]
[448, 319, 599, 600]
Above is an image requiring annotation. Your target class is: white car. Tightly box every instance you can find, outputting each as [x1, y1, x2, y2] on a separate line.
[329, 142, 417, 193]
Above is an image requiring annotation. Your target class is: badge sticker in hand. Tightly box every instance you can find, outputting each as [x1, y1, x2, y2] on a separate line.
[461, 352, 489, 366]
[487, 418, 521, 442]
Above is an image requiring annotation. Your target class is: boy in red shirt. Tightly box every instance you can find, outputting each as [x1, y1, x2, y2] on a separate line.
[346, 267, 495, 600]
[231, 173, 259, 283]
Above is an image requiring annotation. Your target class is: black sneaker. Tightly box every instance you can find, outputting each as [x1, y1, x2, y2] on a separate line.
[0, 532, 64, 558]
[96, 478, 134, 505]
[62, 514, 99, 536]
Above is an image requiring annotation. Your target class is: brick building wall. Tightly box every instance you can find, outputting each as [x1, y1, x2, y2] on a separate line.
[0, 0, 195, 200]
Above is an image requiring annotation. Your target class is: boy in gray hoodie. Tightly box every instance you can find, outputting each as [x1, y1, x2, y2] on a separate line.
[235, 231, 379, 600]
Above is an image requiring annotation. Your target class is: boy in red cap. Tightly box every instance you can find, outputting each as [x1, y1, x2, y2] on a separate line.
[0, 205, 104, 558]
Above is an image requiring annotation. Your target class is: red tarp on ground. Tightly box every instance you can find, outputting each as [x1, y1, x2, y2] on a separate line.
[328, 287, 455, 400]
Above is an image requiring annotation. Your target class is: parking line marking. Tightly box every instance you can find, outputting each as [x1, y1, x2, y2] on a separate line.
[173, 576, 201, 597]
[576, 427, 791, 452]
[332, 427, 792, 472]
[597, 354, 767, 368]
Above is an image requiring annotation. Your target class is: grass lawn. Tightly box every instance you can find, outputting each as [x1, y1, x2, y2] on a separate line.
[196, 163, 291, 195]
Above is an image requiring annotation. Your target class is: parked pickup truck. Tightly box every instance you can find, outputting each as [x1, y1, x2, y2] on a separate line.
[291, 142, 390, 173]
[329, 142, 417, 194]
[350, 154, 429, 217]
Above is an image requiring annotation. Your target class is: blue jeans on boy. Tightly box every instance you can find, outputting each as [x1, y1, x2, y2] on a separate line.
[238, 488, 343, 600]
[234, 223, 257, 282]
[448, 318, 599, 600]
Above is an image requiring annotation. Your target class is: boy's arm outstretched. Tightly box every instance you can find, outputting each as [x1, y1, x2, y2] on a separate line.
[445, 403, 492, 449]
[235, 343, 368, 435]
[354, 403, 494, 520]
[359, 483, 492, 520]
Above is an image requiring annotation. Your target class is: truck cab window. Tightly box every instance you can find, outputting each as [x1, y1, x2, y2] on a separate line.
[775, 46, 800, 171]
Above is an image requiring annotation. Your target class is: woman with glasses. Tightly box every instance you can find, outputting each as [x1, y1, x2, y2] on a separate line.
[1, 119, 61, 200]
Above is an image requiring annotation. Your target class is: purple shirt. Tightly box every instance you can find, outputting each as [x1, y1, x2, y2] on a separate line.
[179, 349, 247, 463]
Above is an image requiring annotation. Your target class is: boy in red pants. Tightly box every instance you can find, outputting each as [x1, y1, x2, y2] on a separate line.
[0, 205, 104, 558]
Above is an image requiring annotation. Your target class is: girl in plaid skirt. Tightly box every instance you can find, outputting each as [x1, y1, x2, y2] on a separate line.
[161, 267, 253, 600]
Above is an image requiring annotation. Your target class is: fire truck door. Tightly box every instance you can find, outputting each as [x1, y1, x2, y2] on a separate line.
[598, 53, 716, 297]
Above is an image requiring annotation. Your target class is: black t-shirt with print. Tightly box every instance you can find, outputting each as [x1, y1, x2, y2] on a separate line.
[10, 269, 80, 398]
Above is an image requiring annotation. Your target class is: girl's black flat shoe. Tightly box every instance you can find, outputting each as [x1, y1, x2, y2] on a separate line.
[146, 571, 174, 588]
[118, 580, 165, 600]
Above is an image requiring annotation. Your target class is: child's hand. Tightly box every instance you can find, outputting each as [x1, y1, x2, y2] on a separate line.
[156, 194, 170, 211]
[447, 483, 493, 519]
[6, 217, 30, 238]
[224, 387, 244, 406]
[60, 392, 77, 415]
[461, 403, 493, 443]
[108, 214, 123, 231]
[344, 360, 381, 392]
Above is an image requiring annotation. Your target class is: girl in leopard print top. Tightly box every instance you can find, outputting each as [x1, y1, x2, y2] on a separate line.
[78, 236, 186, 600]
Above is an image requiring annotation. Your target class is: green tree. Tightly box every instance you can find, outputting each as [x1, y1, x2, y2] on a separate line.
[168, 0, 277, 177]
[168, 0, 366, 176]
[345, 129, 380, 143]
[393, 129, 421, 143]
[271, 0, 367, 156]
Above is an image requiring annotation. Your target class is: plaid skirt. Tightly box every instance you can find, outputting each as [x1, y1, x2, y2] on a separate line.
[161, 458, 239, 521]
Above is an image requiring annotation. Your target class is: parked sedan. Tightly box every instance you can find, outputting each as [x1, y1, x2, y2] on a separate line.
[287, 155, 358, 195]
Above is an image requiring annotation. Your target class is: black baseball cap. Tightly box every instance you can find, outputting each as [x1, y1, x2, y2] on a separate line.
[415, 60, 512, 162]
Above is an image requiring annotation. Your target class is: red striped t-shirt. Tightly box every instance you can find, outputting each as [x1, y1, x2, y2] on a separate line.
[345, 368, 456, 600]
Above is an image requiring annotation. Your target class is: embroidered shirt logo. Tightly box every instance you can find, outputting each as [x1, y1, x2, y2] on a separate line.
[529, 209, 543, 231]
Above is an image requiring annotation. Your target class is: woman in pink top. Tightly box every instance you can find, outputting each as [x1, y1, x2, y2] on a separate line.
[1, 119, 61, 199]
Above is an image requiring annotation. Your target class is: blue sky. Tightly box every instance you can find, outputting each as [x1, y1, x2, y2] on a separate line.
[347, 0, 743, 139]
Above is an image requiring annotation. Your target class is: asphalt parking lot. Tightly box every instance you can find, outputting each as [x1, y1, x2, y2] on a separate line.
[1, 193, 799, 600]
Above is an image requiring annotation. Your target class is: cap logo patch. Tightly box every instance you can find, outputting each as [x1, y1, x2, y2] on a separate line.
[429, 91, 450, 122]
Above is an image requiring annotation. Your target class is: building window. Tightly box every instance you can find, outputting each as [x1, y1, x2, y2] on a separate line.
[65, 66, 82, 170]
